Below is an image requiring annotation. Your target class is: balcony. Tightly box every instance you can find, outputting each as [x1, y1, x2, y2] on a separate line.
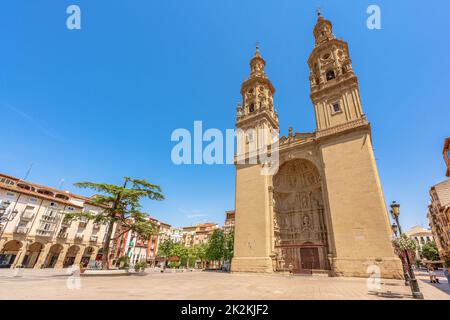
[93, 223, 101, 230]
[36, 228, 54, 237]
[90, 235, 98, 243]
[20, 211, 35, 221]
[79, 217, 89, 227]
[61, 219, 72, 227]
[57, 231, 68, 239]
[75, 233, 84, 240]
[15, 226, 29, 234]
[41, 215, 58, 223]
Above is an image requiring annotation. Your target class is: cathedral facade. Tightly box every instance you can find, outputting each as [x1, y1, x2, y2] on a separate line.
[231, 15, 404, 279]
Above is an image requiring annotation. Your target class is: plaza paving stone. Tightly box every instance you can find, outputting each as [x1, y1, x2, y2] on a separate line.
[0, 270, 448, 300]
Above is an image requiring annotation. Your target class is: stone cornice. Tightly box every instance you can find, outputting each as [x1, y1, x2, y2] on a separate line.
[310, 75, 358, 102]
[315, 117, 370, 140]
[241, 77, 276, 95]
[236, 109, 279, 129]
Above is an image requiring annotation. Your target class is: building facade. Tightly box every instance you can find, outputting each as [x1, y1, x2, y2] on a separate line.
[0, 173, 112, 269]
[224, 210, 235, 234]
[231, 14, 403, 278]
[427, 179, 450, 262]
[182, 223, 219, 247]
[112, 217, 163, 267]
[443, 138, 450, 177]
[405, 226, 434, 260]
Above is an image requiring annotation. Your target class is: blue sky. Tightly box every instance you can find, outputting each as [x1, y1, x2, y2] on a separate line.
[1, 1, 449, 230]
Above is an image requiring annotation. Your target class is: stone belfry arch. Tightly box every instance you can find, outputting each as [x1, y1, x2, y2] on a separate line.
[232, 13, 404, 279]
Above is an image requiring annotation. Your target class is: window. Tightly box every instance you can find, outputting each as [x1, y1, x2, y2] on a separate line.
[332, 103, 341, 113]
[0, 178, 15, 186]
[67, 207, 74, 211]
[6, 192, 15, 198]
[326, 70, 336, 81]
[29, 197, 38, 203]
[249, 103, 255, 113]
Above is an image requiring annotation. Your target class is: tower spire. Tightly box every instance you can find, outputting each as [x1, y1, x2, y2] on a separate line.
[249, 42, 266, 79]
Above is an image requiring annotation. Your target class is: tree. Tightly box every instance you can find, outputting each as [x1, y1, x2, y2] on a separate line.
[170, 243, 188, 260]
[188, 244, 208, 269]
[224, 228, 235, 262]
[65, 177, 164, 269]
[157, 239, 174, 258]
[421, 241, 440, 261]
[206, 229, 226, 268]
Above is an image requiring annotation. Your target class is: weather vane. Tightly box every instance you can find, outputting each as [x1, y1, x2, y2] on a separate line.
[316, 7, 321, 17]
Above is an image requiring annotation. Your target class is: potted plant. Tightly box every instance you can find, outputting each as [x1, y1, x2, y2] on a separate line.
[134, 261, 147, 274]
[117, 256, 130, 270]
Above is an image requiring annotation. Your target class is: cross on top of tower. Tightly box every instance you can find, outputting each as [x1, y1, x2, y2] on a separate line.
[316, 7, 321, 17]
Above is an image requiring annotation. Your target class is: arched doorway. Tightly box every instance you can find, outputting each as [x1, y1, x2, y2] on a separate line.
[43, 244, 63, 268]
[23, 242, 44, 268]
[0, 240, 23, 268]
[81, 247, 94, 268]
[273, 159, 330, 274]
[63, 245, 80, 268]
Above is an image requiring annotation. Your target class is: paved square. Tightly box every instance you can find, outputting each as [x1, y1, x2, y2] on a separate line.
[0, 270, 449, 300]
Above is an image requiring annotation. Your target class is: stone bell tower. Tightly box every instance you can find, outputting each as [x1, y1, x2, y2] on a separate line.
[309, 14, 403, 278]
[232, 45, 280, 273]
[235, 44, 279, 155]
[308, 14, 363, 132]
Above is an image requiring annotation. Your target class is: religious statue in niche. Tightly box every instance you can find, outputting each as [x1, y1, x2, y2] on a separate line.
[302, 214, 312, 230]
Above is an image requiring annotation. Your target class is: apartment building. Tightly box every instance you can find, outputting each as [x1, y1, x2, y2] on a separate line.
[0, 173, 113, 269]
[427, 179, 450, 262]
[224, 210, 235, 234]
[405, 226, 434, 259]
[182, 223, 219, 247]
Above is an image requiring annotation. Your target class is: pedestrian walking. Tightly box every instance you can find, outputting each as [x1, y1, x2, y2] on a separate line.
[428, 265, 438, 283]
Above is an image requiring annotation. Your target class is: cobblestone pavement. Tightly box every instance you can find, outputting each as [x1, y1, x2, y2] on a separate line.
[0, 270, 448, 300]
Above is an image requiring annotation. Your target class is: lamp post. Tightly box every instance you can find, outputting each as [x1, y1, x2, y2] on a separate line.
[390, 201, 424, 299]
[391, 222, 409, 285]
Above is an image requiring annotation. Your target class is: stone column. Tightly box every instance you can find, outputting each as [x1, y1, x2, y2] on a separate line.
[54, 245, 69, 269]
[89, 247, 100, 264]
[0, 238, 6, 251]
[33, 243, 52, 269]
[12, 241, 28, 268]
[73, 245, 85, 267]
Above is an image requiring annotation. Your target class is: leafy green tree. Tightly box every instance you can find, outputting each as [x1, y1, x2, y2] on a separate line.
[224, 228, 235, 262]
[65, 177, 164, 269]
[421, 241, 440, 261]
[206, 229, 226, 267]
[191, 244, 208, 268]
[170, 243, 188, 260]
[157, 239, 174, 258]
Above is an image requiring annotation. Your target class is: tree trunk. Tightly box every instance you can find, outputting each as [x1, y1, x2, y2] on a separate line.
[102, 218, 115, 270]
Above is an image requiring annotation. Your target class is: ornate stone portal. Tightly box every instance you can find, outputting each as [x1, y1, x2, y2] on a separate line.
[231, 14, 404, 279]
[273, 159, 329, 273]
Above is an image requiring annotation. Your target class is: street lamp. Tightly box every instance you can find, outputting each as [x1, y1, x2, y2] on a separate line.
[390, 201, 424, 300]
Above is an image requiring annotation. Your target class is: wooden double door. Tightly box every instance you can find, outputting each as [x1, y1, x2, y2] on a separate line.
[281, 246, 321, 274]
